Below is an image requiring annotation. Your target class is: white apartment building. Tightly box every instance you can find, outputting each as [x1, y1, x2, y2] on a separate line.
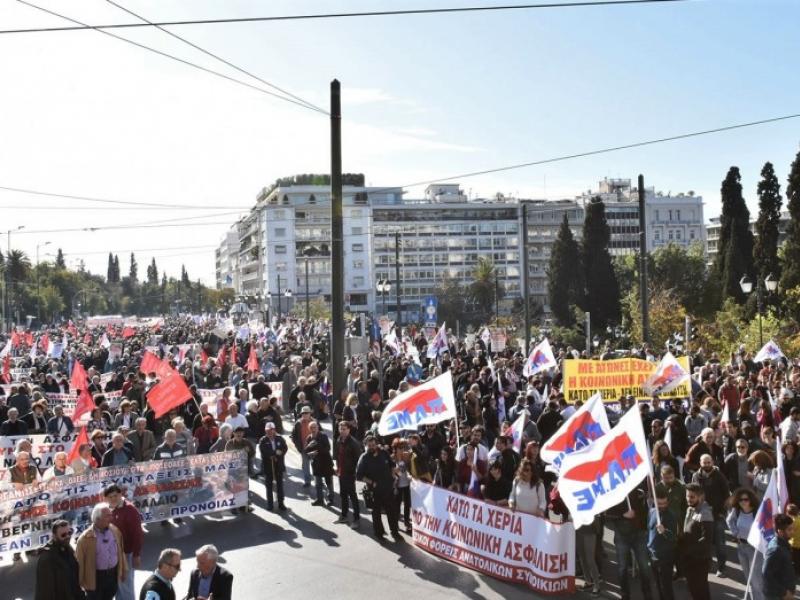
[215, 230, 239, 290]
[705, 210, 792, 266]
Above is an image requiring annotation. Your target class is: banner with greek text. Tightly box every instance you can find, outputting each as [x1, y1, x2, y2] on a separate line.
[410, 480, 574, 595]
[0, 432, 112, 476]
[0, 450, 249, 559]
[561, 356, 691, 403]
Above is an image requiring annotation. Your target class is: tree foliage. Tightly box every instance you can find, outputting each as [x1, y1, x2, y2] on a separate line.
[753, 161, 783, 287]
[780, 149, 800, 316]
[547, 213, 583, 326]
[469, 257, 504, 324]
[713, 167, 754, 305]
[580, 197, 620, 329]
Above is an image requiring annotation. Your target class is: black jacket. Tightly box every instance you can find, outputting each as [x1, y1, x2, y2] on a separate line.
[139, 572, 175, 600]
[691, 467, 730, 517]
[305, 432, 334, 477]
[333, 435, 362, 478]
[258, 434, 287, 479]
[678, 502, 714, 562]
[186, 565, 233, 600]
[763, 536, 796, 598]
[35, 540, 82, 600]
[356, 448, 395, 494]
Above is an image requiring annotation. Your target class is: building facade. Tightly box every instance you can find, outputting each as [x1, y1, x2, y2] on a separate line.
[705, 210, 792, 267]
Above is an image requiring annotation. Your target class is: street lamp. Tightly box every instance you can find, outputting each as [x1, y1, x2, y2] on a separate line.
[36, 241, 51, 321]
[740, 274, 779, 347]
[376, 279, 391, 315]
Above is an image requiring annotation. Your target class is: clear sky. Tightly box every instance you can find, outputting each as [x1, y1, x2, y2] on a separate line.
[1, 0, 798, 284]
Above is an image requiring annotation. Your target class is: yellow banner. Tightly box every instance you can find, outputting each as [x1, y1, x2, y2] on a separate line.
[562, 356, 691, 403]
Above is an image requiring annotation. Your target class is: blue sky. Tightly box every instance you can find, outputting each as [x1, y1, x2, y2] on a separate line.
[1, 0, 798, 282]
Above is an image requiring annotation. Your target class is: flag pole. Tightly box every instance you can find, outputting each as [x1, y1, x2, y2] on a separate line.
[743, 549, 757, 600]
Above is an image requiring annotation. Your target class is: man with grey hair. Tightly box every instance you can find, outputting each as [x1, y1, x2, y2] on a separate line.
[187, 544, 233, 600]
[139, 548, 182, 600]
[76, 502, 126, 600]
[0, 406, 28, 436]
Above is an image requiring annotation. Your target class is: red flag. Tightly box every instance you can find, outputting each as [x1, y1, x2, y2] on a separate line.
[67, 426, 89, 464]
[72, 388, 95, 422]
[140, 350, 171, 379]
[24, 332, 33, 347]
[106, 324, 114, 335]
[147, 368, 192, 418]
[122, 326, 136, 339]
[39, 333, 49, 351]
[67, 321, 77, 337]
[247, 347, 259, 372]
[11, 331, 20, 348]
[2, 354, 10, 383]
[70, 361, 88, 392]
[217, 345, 227, 368]
[83, 333, 93, 344]
[200, 348, 209, 365]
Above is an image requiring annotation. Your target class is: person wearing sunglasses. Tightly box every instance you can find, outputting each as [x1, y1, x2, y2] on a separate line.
[35, 519, 83, 600]
[725, 488, 763, 600]
[140, 548, 182, 600]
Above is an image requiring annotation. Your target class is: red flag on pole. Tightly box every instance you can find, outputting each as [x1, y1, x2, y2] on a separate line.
[11, 330, 20, 348]
[122, 326, 136, 339]
[2, 354, 10, 383]
[70, 361, 89, 392]
[140, 351, 171, 379]
[72, 388, 95, 422]
[66, 426, 89, 464]
[200, 348, 209, 365]
[247, 347, 259, 372]
[216, 345, 227, 369]
[39, 333, 49, 351]
[24, 332, 33, 347]
[147, 367, 192, 418]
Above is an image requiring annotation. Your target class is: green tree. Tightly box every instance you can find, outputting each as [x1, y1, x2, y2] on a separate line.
[181, 265, 191, 288]
[128, 253, 138, 283]
[469, 257, 503, 323]
[113, 255, 120, 281]
[651, 242, 708, 314]
[714, 167, 754, 305]
[147, 258, 159, 285]
[780, 149, 800, 304]
[547, 213, 583, 326]
[107, 253, 116, 283]
[55, 248, 65, 269]
[753, 161, 783, 289]
[580, 197, 620, 329]
[434, 273, 469, 327]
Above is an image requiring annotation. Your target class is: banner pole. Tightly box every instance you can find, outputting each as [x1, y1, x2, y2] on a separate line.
[743, 549, 757, 600]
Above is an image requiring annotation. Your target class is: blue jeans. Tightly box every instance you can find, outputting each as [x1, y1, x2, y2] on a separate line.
[301, 453, 312, 485]
[613, 524, 654, 600]
[115, 553, 134, 600]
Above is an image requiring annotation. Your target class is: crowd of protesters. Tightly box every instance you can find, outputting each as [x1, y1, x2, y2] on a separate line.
[1, 316, 799, 600]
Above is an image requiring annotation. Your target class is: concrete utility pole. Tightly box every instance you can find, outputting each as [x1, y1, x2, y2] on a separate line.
[330, 80, 346, 403]
[521, 203, 530, 356]
[394, 231, 402, 330]
[638, 174, 650, 344]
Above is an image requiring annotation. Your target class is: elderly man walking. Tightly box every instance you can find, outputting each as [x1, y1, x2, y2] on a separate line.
[186, 544, 234, 600]
[76, 502, 127, 600]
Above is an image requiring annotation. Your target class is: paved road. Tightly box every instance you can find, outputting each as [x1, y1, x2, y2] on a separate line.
[2, 420, 754, 599]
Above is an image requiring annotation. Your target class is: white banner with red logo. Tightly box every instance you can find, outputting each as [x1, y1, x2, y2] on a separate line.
[410, 480, 574, 595]
[0, 432, 112, 476]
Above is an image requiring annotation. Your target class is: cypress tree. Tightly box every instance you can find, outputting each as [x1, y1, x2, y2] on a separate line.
[107, 253, 115, 283]
[55, 248, 65, 269]
[580, 197, 620, 329]
[129, 253, 138, 283]
[780, 149, 800, 293]
[715, 167, 754, 304]
[753, 161, 782, 307]
[147, 258, 159, 285]
[547, 213, 583, 326]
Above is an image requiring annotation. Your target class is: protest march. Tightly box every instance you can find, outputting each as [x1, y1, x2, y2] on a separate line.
[1, 315, 799, 600]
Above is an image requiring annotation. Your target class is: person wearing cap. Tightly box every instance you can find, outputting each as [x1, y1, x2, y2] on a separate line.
[291, 406, 314, 487]
[258, 422, 287, 511]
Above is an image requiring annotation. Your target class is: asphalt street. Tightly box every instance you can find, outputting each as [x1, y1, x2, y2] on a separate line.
[1, 419, 754, 600]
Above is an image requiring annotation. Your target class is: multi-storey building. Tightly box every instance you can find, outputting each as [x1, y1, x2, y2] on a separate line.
[215, 230, 239, 290]
[705, 210, 792, 266]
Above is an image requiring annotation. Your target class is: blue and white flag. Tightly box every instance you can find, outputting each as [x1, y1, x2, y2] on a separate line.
[426, 323, 448, 358]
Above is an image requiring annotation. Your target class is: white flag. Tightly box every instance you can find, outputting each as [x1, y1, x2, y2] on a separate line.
[426, 323, 448, 358]
[0, 339, 11, 358]
[557, 406, 650, 527]
[378, 371, 457, 435]
[522, 338, 557, 378]
[754, 340, 784, 364]
[748, 471, 780, 553]
[100, 333, 111, 349]
[509, 412, 526, 454]
[643, 352, 688, 396]
[540, 392, 610, 473]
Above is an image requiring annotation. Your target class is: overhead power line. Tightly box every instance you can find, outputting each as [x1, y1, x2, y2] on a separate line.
[104, 0, 327, 114]
[16, 0, 328, 115]
[1, 1, 692, 35]
[0, 185, 253, 209]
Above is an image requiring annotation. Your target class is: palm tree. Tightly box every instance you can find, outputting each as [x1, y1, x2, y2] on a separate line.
[469, 257, 503, 322]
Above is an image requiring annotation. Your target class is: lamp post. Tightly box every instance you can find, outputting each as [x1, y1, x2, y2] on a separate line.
[35, 241, 51, 321]
[740, 274, 778, 347]
[376, 279, 391, 316]
[284, 288, 293, 320]
[304, 257, 310, 323]
[265, 291, 272, 324]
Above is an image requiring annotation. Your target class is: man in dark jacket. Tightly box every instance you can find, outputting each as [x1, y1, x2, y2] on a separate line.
[186, 544, 233, 600]
[334, 421, 363, 528]
[102, 432, 135, 467]
[138, 548, 181, 600]
[258, 422, 287, 511]
[679, 483, 714, 600]
[691, 454, 730, 576]
[356, 435, 399, 540]
[648, 490, 677, 600]
[35, 520, 83, 600]
[305, 420, 335, 506]
[763, 514, 796, 600]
